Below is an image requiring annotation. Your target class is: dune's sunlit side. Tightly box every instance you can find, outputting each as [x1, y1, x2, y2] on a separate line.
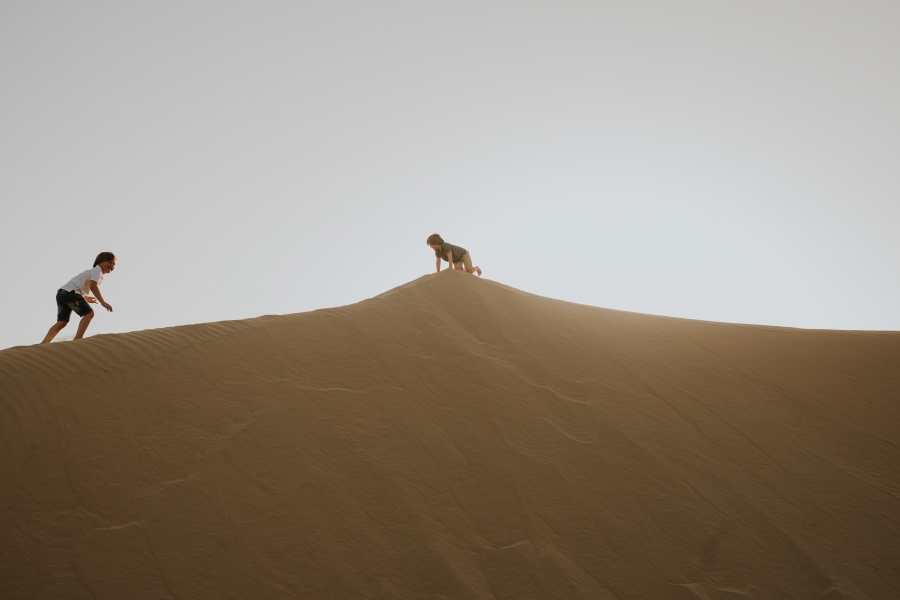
[1, 271, 898, 599]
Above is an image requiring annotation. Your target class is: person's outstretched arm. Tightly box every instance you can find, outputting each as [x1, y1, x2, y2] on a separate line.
[447, 252, 454, 269]
[89, 281, 113, 312]
[436, 257, 442, 272]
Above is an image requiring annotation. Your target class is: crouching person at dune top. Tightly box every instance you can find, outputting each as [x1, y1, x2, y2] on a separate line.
[427, 233, 482, 276]
[41, 252, 116, 344]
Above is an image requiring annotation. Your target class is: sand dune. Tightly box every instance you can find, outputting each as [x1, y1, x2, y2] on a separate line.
[1, 270, 898, 599]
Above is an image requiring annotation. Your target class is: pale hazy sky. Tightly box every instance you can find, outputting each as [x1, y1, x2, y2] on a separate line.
[2, 1, 898, 349]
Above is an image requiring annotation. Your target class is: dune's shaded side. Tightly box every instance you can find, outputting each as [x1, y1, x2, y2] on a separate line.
[0, 315, 260, 511]
[1, 270, 899, 599]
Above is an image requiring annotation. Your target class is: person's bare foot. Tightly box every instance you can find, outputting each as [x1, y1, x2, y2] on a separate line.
[476, 267, 482, 276]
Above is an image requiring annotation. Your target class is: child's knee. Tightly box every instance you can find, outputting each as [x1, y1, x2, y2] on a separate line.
[82, 312, 94, 321]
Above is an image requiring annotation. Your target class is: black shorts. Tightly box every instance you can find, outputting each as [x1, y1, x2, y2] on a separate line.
[56, 289, 93, 322]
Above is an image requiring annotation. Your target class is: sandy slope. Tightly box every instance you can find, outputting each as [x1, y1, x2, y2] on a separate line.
[1, 271, 898, 599]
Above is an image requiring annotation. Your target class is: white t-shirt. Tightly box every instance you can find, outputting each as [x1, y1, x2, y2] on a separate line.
[61, 266, 104, 297]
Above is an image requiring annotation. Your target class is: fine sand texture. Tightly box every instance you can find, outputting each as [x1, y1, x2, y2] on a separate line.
[1, 270, 899, 599]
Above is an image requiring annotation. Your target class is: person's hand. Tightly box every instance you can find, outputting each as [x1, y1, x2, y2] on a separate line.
[85, 296, 97, 304]
[101, 302, 113, 312]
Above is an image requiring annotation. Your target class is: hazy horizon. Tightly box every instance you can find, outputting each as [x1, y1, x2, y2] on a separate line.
[2, 1, 899, 350]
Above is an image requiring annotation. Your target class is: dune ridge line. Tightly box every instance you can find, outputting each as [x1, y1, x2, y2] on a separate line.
[1, 270, 898, 598]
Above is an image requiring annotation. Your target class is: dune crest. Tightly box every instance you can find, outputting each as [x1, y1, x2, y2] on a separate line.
[1, 270, 899, 599]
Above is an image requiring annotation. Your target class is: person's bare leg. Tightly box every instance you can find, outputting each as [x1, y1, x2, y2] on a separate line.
[74, 312, 94, 340]
[41, 321, 68, 344]
[460, 254, 481, 276]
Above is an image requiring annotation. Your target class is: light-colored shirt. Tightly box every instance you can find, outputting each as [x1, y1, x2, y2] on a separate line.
[61, 266, 103, 297]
